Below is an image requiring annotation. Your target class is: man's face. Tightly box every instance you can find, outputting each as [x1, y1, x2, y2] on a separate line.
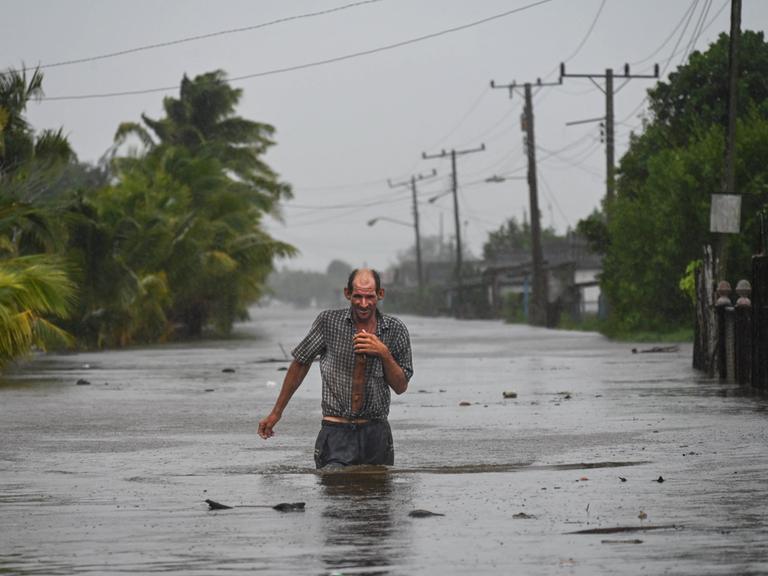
[344, 273, 384, 322]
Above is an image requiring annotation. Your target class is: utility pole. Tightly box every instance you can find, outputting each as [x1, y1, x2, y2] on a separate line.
[717, 0, 742, 280]
[422, 144, 486, 317]
[387, 169, 438, 295]
[560, 63, 659, 203]
[490, 77, 560, 327]
[723, 0, 741, 200]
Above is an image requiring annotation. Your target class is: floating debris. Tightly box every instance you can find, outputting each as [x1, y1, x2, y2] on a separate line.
[222, 368, 236, 373]
[272, 502, 306, 512]
[409, 509, 444, 518]
[513, 512, 535, 519]
[205, 499, 232, 510]
[458, 401, 472, 407]
[205, 499, 305, 512]
[656, 475, 665, 483]
[502, 391, 518, 399]
[568, 525, 678, 535]
[601, 539, 643, 544]
[631, 345, 679, 354]
[76, 379, 91, 386]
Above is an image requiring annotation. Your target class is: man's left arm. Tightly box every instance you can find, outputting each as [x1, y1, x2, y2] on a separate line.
[353, 328, 412, 395]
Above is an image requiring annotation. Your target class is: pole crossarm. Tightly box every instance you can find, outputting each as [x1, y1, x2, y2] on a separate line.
[559, 62, 659, 80]
[387, 168, 438, 190]
[490, 76, 561, 98]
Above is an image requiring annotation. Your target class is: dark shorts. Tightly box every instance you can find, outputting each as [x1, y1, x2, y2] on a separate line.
[314, 420, 394, 469]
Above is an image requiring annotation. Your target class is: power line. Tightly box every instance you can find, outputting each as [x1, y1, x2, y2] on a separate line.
[40, 0, 555, 102]
[628, 0, 698, 66]
[12, 0, 386, 73]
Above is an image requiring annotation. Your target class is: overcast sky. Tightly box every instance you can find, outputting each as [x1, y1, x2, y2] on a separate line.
[4, 0, 766, 272]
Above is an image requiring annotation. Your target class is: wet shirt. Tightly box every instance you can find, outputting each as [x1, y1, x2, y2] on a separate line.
[292, 308, 413, 420]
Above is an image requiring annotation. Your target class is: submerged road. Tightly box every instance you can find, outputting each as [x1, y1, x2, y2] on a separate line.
[1, 303, 766, 575]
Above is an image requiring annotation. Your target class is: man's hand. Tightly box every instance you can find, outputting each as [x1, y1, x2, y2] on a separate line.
[353, 330, 388, 357]
[258, 412, 281, 439]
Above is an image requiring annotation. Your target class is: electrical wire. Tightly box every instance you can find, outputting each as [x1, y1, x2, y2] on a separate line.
[12, 0, 386, 73]
[628, 0, 699, 66]
[40, 0, 555, 102]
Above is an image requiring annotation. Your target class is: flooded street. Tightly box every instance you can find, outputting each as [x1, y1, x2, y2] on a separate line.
[1, 303, 767, 575]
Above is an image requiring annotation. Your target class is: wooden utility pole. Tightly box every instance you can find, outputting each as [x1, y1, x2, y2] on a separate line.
[490, 78, 560, 326]
[717, 0, 742, 280]
[387, 169, 438, 294]
[723, 0, 741, 200]
[560, 63, 659, 203]
[422, 144, 486, 316]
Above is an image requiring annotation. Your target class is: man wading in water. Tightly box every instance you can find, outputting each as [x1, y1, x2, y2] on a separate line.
[258, 268, 413, 469]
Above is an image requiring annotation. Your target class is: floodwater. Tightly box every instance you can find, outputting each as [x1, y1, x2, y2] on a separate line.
[1, 303, 767, 575]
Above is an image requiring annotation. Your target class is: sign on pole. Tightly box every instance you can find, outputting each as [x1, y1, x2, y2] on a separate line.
[710, 194, 741, 234]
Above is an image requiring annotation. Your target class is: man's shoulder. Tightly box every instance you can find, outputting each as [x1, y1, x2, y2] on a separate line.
[316, 308, 349, 323]
[381, 312, 409, 332]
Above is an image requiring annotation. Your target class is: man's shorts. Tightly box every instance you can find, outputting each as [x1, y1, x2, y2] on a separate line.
[314, 419, 394, 469]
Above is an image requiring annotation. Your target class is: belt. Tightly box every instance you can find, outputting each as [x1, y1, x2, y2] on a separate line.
[323, 416, 370, 424]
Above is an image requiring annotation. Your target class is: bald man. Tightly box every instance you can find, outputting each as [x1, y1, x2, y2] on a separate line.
[258, 268, 413, 468]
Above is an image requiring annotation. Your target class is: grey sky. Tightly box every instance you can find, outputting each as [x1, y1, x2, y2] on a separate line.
[4, 0, 766, 272]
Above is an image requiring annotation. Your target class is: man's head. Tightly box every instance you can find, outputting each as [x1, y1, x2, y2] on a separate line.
[344, 268, 384, 322]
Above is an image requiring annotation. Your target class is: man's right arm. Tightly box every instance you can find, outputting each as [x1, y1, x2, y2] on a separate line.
[257, 359, 312, 439]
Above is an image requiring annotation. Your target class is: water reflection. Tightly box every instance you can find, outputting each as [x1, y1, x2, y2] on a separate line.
[318, 469, 409, 575]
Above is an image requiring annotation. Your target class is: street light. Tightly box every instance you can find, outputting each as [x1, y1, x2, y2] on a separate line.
[367, 217, 412, 228]
[485, 174, 526, 183]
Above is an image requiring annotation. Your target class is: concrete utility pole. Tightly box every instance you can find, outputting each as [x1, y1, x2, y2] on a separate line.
[490, 78, 560, 327]
[560, 63, 659, 203]
[387, 169, 438, 294]
[422, 144, 486, 316]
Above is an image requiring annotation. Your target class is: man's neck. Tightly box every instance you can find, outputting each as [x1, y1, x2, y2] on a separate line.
[353, 310, 378, 333]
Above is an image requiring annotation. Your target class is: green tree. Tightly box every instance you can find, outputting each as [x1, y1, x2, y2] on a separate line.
[602, 30, 768, 333]
[105, 70, 295, 338]
[0, 67, 77, 365]
[482, 216, 559, 261]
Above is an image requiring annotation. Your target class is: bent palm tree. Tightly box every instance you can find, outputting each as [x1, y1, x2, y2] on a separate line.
[0, 254, 75, 367]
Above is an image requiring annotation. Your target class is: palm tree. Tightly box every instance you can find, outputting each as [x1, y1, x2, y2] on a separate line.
[0, 254, 75, 367]
[109, 71, 296, 337]
[0, 67, 77, 366]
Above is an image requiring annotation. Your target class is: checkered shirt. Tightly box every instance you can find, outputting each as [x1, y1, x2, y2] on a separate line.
[292, 307, 413, 419]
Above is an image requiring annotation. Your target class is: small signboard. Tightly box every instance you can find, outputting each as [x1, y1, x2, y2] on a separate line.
[710, 194, 741, 234]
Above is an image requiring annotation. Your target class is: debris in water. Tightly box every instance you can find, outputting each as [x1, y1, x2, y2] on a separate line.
[409, 509, 444, 518]
[513, 512, 535, 519]
[619, 477, 627, 482]
[638, 511, 648, 522]
[656, 475, 665, 483]
[205, 499, 305, 512]
[502, 391, 517, 399]
[631, 345, 679, 354]
[204, 389, 215, 393]
[458, 401, 471, 406]
[601, 539, 643, 544]
[222, 368, 236, 373]
[205, 499, 232, 510]
[272, 502, 306, 512]
[76, 379, 91, 386]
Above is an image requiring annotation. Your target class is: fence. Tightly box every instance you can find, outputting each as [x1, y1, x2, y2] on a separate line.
[694, 222, 768, 389]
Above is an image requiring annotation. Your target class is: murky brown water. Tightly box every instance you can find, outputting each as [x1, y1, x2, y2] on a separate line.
[1, 303, 767, 575]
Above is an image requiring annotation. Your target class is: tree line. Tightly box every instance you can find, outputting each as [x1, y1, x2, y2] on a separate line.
[579, 30, 768, 336]
[0, 69, 294, 368]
